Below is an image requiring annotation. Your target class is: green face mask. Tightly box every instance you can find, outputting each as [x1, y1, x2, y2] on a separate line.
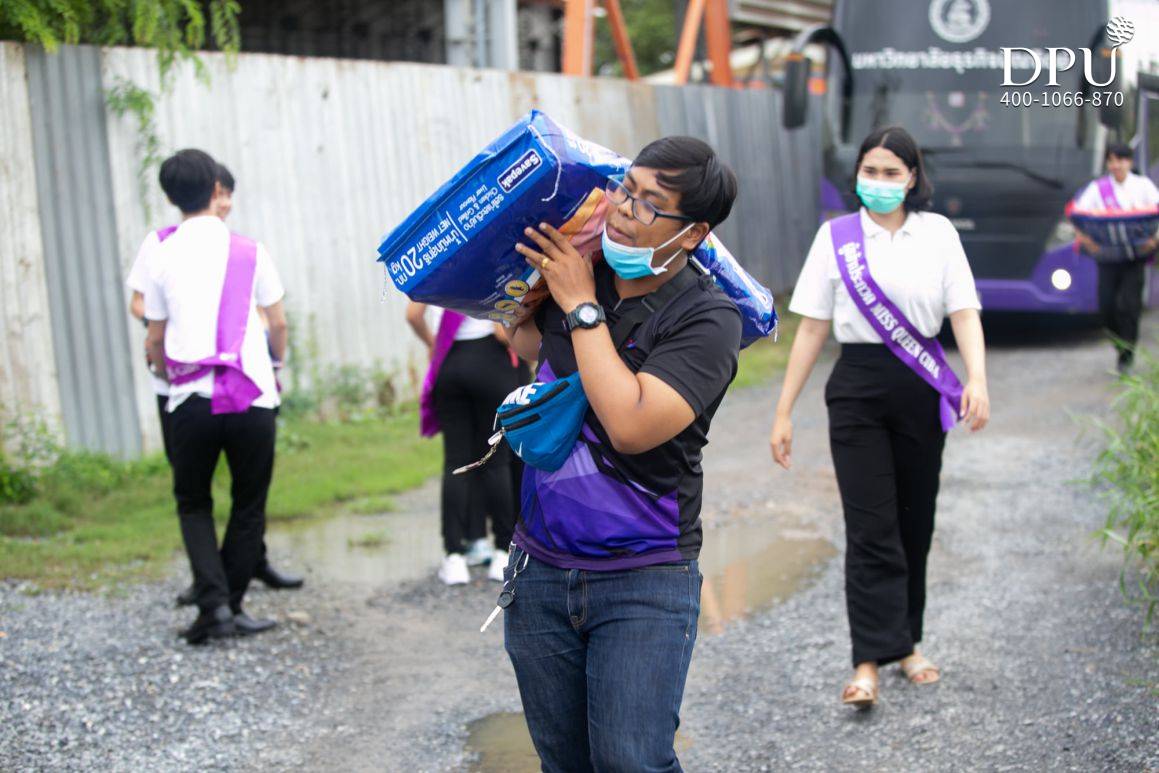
[856, 176, 909, 214]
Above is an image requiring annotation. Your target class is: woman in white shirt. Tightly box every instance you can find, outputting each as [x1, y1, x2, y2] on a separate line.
[769, 126, 990, 708]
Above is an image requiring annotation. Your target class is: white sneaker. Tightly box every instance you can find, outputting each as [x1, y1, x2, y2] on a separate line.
[465, 538, 491, 566]
[438, 553, 470, 585]
[488, 549, 509, 582]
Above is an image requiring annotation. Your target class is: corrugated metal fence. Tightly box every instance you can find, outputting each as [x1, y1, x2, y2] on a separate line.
[656, 84, 820, 292]
[0, 46, 61, 438]
[26, 46, 142, 457]
[0, 43, 819, 457]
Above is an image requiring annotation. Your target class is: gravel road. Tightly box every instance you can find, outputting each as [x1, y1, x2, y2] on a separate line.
[1, 314, 1156, 771]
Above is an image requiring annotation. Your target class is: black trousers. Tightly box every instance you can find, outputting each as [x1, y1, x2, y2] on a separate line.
[159, 394, 272, 574]
[1097, 260, 1146, 361]
[826, 345, 947, 667]
[157, 394, 175, 464]
[169, 396, 277, 613]
[468, 360, 531, 545]
[433, 336, 524, 555]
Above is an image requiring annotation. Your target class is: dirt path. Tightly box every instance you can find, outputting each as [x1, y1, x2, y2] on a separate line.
[259, 314, 1158, 771]
[3, 317, 1154, 771]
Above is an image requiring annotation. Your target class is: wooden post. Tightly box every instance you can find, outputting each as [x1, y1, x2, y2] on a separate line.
[703, 0, 734, 87]
[561, 0, 596, 77]
[673, 0, 707, 85]
[602, 0, 640, 80]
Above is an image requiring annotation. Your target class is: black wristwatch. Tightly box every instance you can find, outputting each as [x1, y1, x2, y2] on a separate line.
[564, 302, 606, 332]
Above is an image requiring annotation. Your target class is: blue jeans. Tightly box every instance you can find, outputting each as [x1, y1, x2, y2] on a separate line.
[503, 550, 702, 772]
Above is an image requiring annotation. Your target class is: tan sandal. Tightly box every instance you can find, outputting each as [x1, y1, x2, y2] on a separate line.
[901, 654, 940, 685]
[841, 676, 878, 708]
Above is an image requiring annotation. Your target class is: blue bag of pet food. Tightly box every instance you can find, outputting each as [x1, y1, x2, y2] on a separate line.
[377, 110, 777, 346]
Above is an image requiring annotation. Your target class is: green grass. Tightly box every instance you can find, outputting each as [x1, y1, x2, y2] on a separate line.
[347, 530, 391, 549]
[732, 313, 800, 391]
[0, 407, 440, 589]
[1, 316, 799, 591]
[1091, 350, 1159, 625]
[347, 494, 397, 515]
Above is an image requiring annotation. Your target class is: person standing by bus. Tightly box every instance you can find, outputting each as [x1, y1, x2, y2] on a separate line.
[1073, 143, 1159, 373]
[769, 126, 990, 708]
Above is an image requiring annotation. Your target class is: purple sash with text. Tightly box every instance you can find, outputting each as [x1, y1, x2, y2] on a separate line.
[829, 213, 962, 432]
[1095, 176, 1123, 211]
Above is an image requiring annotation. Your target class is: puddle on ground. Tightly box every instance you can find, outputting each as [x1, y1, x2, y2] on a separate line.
[463, 522, 833, 770]
[466, 712, 538, 773]
[265, 497, 444, 587]
[466, 712, 691, 773]
[266, 483, 835, 632]
[697, 520, 836, 636]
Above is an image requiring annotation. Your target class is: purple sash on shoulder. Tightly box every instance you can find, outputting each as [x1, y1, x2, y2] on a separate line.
[829, 213, 963, 432]
[156, 225, 178, 242]
[164, 232, 263, 415]
[1095, 176, 1123, 211]
[419, 310, 466, 437]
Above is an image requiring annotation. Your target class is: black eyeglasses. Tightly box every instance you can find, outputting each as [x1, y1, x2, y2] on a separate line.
[604, 178, 694, 227]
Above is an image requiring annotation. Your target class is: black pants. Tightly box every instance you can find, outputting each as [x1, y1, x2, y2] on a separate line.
[1097, 260, 1146, 363]
[826, 345, 947, 667]
[433, 337, 524, 555]
[468, 360, 531, 545]
[159, 394, 272, 574]
[157, 394, 175, 464]
[169, 396, 277, 613]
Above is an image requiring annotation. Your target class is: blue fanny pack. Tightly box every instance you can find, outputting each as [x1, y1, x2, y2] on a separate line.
[497, 374, 589, 471]
[454, 264, 703, 474]
[451, 371, 588, 475]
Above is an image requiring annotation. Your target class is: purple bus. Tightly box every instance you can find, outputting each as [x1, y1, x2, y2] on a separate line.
[781, 0, 1159, 314]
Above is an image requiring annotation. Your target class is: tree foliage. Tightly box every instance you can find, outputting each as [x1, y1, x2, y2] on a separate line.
[0, 2, 242, 220]
[0, 0, 241, 74]
[594, 0, 678, 77]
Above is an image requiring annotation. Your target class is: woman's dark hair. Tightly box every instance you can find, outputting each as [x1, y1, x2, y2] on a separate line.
[1105, 142, 1133, 161]
[159, 149, 218, 213]
[216, 163, 235, 192]
[853, 126, 933, 212]
[633, 136, 738, 228]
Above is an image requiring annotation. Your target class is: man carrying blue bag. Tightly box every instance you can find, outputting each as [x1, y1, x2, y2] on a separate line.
[501, 136, 742, 772]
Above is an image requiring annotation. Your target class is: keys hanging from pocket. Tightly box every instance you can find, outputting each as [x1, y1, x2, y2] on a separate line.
[479, 549, 530, 633]
[479, 589, 514, 633]
[454, 431, 504, 475]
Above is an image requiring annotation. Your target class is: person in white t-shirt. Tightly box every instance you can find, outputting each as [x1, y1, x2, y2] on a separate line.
[126, 163, 302, 608]
[1073, 142, 1159, 372]
[143, 149, 288, 644]
[769, 126, 990, 709]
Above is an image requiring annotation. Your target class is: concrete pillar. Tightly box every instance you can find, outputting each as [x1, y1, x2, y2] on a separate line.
[486, 0, 519, 70]
[444, 0, 472, 67]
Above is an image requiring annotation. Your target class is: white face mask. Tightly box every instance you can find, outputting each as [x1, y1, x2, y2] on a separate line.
[601, 224, 695, 279]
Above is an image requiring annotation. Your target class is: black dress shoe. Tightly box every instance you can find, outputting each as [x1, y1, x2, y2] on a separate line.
[175, 583, 196, 607]
[232, 611, 277, 636]
[256, 564, 304, 590]
[181, 605, 235, 645]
